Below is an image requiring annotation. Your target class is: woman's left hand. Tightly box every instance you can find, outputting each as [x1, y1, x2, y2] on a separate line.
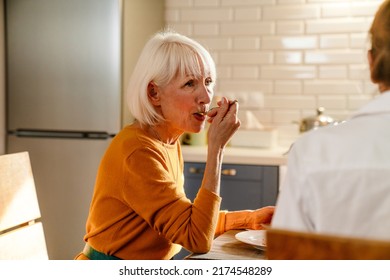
[224, 206, 275, 232]
[247, 206, 275, 230]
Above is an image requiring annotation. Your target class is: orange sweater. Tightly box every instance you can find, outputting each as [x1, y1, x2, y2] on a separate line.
[80, 124, 225, 260]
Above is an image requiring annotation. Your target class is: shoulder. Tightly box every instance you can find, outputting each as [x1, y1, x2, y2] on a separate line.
[288, 124, 345, 165]
[108, 124, 163, 159]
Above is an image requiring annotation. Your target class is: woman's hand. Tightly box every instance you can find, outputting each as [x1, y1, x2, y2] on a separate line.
[206, 97, 240, 149]
[200, 97, 240, 196]
[224, 206, 275, 232]
[247, 206, 275, 230]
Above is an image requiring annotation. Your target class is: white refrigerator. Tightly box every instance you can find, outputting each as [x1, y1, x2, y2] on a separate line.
[5, 0, 121, 259]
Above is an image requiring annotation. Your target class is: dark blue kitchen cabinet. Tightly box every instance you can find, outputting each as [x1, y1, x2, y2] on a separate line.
[174, 162, 280, 259]
[184, 162, 279, 210]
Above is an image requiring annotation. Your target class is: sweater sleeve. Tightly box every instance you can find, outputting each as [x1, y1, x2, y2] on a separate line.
[215, 211, 227, 237]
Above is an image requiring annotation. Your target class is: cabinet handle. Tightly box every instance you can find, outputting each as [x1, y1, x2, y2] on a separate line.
[189, 167, 237, 176]
[221, 168, 237, 176]
[189, 167, 204, 174]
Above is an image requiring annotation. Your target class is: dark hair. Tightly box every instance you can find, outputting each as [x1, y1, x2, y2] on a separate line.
[369, 0, 390, 86]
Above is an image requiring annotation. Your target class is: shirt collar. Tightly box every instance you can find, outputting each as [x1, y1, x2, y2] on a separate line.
[351, 90, 390, 119]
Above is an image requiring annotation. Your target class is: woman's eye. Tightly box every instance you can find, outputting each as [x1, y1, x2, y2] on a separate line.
[205, 78, 213, 86]
[185, 80, 194, 87]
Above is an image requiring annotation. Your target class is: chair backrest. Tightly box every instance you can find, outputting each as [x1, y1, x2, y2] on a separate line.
[0, 151, 48, 259]
[266, 228, 390, 260]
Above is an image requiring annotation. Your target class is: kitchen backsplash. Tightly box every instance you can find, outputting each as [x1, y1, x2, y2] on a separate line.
[165, 0, 383, 147]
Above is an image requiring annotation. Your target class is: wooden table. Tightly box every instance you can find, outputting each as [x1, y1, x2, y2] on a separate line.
[186, 230, 266, 260]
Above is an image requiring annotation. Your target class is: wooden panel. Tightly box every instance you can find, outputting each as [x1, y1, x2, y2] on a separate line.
[0, 152, 41, 231]
[266, 228, 390, 260]
[0, 222, 48, 259]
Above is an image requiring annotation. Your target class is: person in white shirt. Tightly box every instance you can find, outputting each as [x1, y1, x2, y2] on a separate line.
[271, 0, 390, 241]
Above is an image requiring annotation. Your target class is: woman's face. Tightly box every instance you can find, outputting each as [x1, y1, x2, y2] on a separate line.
[155, 73, 214, 136]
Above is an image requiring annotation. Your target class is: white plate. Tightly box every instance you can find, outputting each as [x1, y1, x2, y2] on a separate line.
[235, 230, 267, 251]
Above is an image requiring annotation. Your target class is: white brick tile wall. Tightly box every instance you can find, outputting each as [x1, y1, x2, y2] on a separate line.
[321, 3, 352, 18]
[350, 2, 381, 17]
[181, 8, 233, 22]
[261, 65, 316, 79]
[221, 0, 274, 6]
[350, 33, 370, 49]
[273, 110, 302, 124]
[274, 80, 302, 95]
[215, 66, 231, 79]
[306, 18, 371, 34]
[319, 66, 348, 79]
[193, 23, 219, 36]
[304, 50, 365, 64]
[306, 0, 347, 3]
[233, 37, 261, 50]
[261, 36, 317, 49]
[252, 109, 272, 124]
[235, 7, 261, 21]
[275, 52, 303, 64]
[232, 66, 259, 79]
[165, 0, 192, 8]
[165, 0, 383, 146]
[194, 0, 219, 7]
[321, 2, 381, 18]
[349, 65, 369, 79]
[278, 0, 305, 4]
[217, 80, 273, 92]
[197, 37, 232, 50]
[303, 80, 363, 95]
[263, 5, 320, 20]
[276, 21, 304, 35]
[220, 51, 273, 65]
[165, 9, 180, 22]
[166, 23, 192, 35]
[320, 35, 349, 49]
[220, 22, 274, 35]
[266, 95, 317, 109]
[317, 95, 347, 109]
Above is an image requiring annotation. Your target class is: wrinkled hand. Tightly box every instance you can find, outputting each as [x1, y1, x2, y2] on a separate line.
[206, 97, 240, 149]
[248, 206, 275, 230]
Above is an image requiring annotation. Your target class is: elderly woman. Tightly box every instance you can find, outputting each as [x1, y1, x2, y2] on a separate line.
[75, 30, 274, 260]
[272, 0, 390, 241]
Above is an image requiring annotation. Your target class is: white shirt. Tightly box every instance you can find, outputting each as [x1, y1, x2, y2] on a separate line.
[272, 91, 390, 241]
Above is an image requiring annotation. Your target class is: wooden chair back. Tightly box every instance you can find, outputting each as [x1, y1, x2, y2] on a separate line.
[266, 228, 390, 260]
[0, 151, 48, 259]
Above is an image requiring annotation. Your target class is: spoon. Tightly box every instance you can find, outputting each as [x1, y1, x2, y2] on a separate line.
[198, 99, 238, 116]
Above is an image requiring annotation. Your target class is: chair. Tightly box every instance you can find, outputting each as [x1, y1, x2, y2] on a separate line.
[266, 228, 390, 260]
[0, 151, 48, 259]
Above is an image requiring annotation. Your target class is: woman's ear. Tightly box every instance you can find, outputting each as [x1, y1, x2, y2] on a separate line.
[367, 49, 377, 85]
[367, 49, 374, 69]
[148, 82, 161, 106]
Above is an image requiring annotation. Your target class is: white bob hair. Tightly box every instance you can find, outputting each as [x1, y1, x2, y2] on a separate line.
[126, 30, 217, 127]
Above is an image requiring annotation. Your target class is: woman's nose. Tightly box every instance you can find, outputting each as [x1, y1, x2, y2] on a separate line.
[197, 84, 212, 104]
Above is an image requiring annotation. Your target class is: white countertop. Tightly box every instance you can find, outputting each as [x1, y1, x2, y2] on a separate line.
[181, 145, 289, 166]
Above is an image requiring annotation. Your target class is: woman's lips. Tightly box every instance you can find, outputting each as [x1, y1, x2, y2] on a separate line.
[193, 112, 206, 122]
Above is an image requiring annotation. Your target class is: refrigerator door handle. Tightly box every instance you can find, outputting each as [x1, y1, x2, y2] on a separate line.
[8, 129, 115, 139]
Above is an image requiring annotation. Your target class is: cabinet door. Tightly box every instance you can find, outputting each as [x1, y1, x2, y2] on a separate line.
[219, 164, 263, 210]
[178, 162, 279, 259]
[184, 162, 205, 201]
[220, 180, 263, 210]
[184, 162, 279, 210]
